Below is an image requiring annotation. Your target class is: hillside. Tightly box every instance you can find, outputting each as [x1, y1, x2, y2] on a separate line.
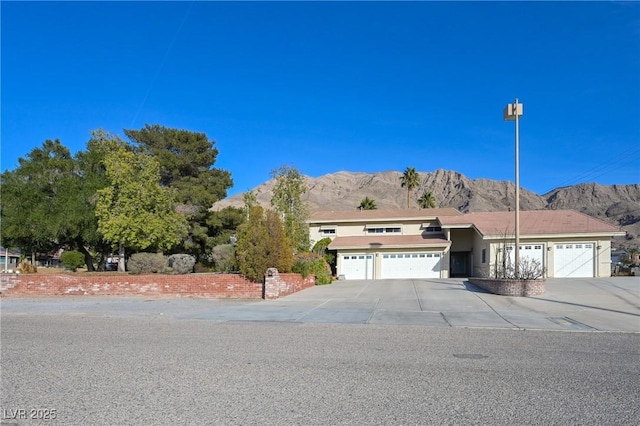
[212, 169, 640, 248]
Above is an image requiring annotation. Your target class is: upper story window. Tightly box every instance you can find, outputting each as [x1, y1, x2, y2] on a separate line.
[366, 227, 401, 234]
[425, 226, 442, 232]
[320, 227, 336, 236]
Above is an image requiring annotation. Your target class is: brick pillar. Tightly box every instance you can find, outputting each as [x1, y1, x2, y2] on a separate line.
[263, 268, 280, 299]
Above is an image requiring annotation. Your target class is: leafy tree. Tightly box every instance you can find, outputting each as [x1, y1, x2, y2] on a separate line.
[206, 206, 246, 248]
[418, 190, 436, 209]
[95, 141, 188, 271]
[400, 167, 420, 208]
[270, 165, 310, 253]
[235, 206, 293, 281]
[242, 189, 260, 218]
[124, 124, 233, 261]
[358, 196, 377, 210]
[0, 140, 75, 263]
[124, 124, 232, 209]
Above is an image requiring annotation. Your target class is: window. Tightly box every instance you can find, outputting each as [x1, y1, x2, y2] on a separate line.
[576, 244, 582, 249]
[425, 226, 442, 232]
[482, 248, 486, 264]
[321, 228, 336, 236]
[534, 245, 542, 250]
[366, 226, 401, 234]
[434, 254, 441, 258]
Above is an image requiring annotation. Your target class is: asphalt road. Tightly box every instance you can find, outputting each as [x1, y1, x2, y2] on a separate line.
[1, 315, 639, 426]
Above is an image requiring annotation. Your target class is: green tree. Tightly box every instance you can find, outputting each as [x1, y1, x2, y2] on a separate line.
[400, 167, 420, 208]
[124, 124, 232, 208]
[95, 141, 187, 271]
[270, 165, 310, 253]
[242, 189, 260, 218]
[358, 196, 377, 210]
[235, 206, 293, 281]
[0, 140, 75, 263]
[124, 124, 233, 261]
[418, 190, 436, 209]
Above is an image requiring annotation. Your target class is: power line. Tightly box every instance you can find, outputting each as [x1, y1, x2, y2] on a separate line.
[130, 2, 194, 128]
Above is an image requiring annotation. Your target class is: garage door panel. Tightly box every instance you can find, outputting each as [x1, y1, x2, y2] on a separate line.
[381, 252, 440, 279]
[341, 255, 373, 280]
[554, 243, 594, 278]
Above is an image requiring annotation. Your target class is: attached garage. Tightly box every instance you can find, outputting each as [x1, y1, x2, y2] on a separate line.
[380, 252, 441, 279]
[340, 254, 374, 280]
[554, 243, 594, 278]
[507, 244, 545, 267]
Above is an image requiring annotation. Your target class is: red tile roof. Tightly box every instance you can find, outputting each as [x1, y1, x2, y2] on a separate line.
[309, 208, 461, 222]
[438, 210, 624, 237]
[328, 234, 450, 250]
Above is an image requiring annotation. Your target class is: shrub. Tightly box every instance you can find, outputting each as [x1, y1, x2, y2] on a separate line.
[17, 259, 37, 274]
[166, 254, 196, 274]
[210, 244, 235, 273]
[292, 253, 332, 285]
[60, 250, 85, 272]
[128, 252, 167, 274]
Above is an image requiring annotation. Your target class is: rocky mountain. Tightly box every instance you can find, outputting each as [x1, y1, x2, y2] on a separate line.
[212, 169, 640, 248]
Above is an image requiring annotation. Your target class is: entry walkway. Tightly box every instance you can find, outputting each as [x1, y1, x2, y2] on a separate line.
[1, 278, 638, 332]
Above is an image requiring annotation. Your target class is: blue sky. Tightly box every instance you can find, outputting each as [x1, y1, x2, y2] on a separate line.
[2, 1, 639, 198]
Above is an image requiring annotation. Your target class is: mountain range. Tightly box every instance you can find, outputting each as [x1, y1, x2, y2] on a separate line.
[212, 169, 640, 248]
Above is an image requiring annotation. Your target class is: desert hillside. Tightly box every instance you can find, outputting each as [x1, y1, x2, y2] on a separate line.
[212, 169, 640, 248]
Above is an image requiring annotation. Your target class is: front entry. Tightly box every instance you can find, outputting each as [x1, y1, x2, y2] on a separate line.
[450, 252, 470, 277]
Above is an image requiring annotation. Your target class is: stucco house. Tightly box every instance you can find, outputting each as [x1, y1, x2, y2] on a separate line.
[308, 209, 625, 280]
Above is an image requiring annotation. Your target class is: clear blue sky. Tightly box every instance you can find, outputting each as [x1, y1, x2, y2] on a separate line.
[2, 1, 639, 197]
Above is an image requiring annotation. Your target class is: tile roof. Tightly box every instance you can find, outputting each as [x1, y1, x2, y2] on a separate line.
[328, 234, 450, 250]
[309, 208, 461, 222]
[438, 210, 624, 237]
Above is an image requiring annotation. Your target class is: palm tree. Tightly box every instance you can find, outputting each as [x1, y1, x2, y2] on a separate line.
[418, 190, 436, 209]
[399, 167, 419, 208]
[358, 196, 377, 210]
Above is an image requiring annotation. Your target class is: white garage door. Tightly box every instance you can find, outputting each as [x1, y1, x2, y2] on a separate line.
[341, 255, 374, 280]
[554, 243, 594, 278]
[507, 244, 544, 267]
[381, 253, 441, 279]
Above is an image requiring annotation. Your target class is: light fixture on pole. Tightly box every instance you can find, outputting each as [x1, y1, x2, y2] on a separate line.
[504, 99, 523, 279]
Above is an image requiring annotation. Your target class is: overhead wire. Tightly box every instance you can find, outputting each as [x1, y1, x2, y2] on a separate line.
[130, 2, 194, 128]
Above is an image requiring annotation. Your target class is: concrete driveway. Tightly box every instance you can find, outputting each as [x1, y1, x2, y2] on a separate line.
[2, 277, 638, 332]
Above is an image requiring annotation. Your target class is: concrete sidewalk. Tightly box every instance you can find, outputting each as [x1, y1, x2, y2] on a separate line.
[1, 277, 638, 332]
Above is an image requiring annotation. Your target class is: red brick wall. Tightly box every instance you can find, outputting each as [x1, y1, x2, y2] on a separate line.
[1, 273, 268, 298]
[264, 268, 316, 299]
[468, 277, 546, 297]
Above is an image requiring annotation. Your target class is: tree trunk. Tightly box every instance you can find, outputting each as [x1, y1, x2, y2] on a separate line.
[77, 243, 95, 272]
[118, 244, 126, 272]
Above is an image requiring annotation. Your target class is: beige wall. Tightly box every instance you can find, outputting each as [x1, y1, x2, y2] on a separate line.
[309, 219, 438, 247]
[485, 236, 613, 278]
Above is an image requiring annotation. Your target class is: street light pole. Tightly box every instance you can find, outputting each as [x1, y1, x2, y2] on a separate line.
[504, 99, 523, 279]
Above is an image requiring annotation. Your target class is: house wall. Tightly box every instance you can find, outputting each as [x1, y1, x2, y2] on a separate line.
[336, 247, 447, 279]
[485, 237, 613, 278]
[310, 219, 431, 243]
